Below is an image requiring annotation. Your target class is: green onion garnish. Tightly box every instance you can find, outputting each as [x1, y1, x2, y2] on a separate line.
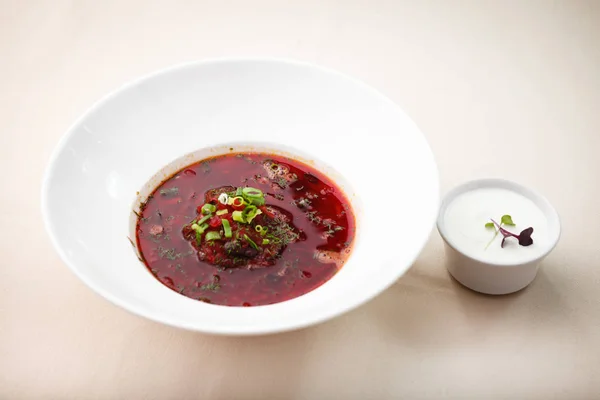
[235, 187, 243, 196]
[246, 209, 262, 223]
[201, 203, 217, 215]
[232, 211, 245, 223]
[241, 187, 265, 206]
[198, 223, 209, 234]
[242, 206, 262, 224]
[262, 238, 270, 245]
[244, 195, 265, 206]
[216, 209, 228, 216]
[242, 187, 263, 198]
[231, 196, 245, 207]
[192, 222, 209, 244]
[205, 231, 221, 241]
[254, 225, 269, 236]
[196, 214, 212, 225]
[218, 193, 228, 205]
[244, 234, 259, 250]
[191, 222, 209, 233]
[247, 197, 264, 206]
[241, 205, 256, 218]
[222, 219, 232, 238]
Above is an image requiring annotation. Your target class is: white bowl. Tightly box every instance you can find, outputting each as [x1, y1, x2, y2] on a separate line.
[437, 179, 561, 295]
[42, 58, 439, 335]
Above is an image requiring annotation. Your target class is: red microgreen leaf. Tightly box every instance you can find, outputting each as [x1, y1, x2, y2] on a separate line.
[487, 217, 534, 249]
[518, 227, 534, 246]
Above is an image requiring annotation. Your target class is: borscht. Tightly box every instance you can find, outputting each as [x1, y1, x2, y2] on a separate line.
[135, 153, 355, 306]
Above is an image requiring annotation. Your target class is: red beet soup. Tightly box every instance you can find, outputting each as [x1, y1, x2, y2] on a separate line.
[135, 153, 355, 306]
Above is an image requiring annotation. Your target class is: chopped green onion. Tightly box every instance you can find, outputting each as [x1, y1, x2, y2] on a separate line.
[216, 209, 228, 216]
[235, 187, 243, 196]
[262, 239, 270, 245]
[201, 203, 217, 215]
[242, 187, 265, 206]
[246, 208, 262, 223]
[222, 219, 232, 238]
[249, 197, 265, 206]
[244, 234, 259, 250]
[195, 230, 202, 245]
[232, 211, 245, 223]
[218, 193, 229, 205]
[205, 231, 221, 241]
[242, 205, 256, 218]
[242, 187, 263, 198]
[191, 223, 208, 233]
[198, 223, 209, 234]
[192, 223, 209, 240]
[196, 214, 212, 225]
[255, 225, 268, 235]
[242, 205, 262, 224]
[231, 196, 245, 207]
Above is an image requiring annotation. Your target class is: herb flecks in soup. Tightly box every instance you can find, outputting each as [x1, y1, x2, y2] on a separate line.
[136, 153, 355, 307]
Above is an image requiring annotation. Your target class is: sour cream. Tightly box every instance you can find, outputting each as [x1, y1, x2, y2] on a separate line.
[442, 187, 549, 264]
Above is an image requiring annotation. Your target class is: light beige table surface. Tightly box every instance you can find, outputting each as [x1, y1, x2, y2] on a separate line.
[2, 1, 599, 399]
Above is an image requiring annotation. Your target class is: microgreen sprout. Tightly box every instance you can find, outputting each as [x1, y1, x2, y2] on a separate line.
[484, 214, 534, 248]
[485, 214, 514, 249]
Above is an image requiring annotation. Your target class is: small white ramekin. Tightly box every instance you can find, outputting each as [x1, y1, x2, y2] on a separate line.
[437, 179, 561, 295]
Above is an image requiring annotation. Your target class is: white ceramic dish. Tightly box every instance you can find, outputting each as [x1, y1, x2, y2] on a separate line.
[437, 179, 561, 295]
[42, 58, 439, 335]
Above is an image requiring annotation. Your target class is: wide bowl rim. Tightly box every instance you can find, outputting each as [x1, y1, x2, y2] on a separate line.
[41, 57, 440, 335]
